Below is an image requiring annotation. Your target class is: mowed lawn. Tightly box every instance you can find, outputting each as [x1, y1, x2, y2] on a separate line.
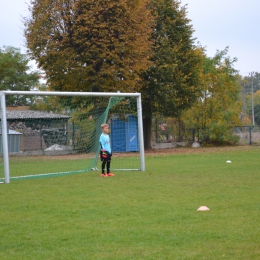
[0, 146, 260, 259]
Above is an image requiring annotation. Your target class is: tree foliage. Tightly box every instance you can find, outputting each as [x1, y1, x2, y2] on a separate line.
[239, 73, 260, 124]
[182, 48, 242, 144]
[247, 90, 260, 125]
[141, 0, 203, 148]
[25, 0, 152, 92]
[25, 0, 204, 149]
[0, 46, 40, 105]
[241, 72, 260, 93]
[142, 0, 202, 117]
[253, 103, 260, 125]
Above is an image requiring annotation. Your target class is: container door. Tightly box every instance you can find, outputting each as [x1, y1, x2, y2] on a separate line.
[126, 115, 139, 152]
[111, 118, 126, 152]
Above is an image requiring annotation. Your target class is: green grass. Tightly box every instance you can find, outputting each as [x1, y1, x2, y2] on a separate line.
[0, 153, 141, 178]
[0, 146, 260, 259]
[8, 157, 94, 177]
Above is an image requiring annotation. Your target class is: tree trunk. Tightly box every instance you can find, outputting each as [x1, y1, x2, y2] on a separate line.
[143, 116, 152, 150]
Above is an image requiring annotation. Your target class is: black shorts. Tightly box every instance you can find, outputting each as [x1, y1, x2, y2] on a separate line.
[100, 150, 112, 161]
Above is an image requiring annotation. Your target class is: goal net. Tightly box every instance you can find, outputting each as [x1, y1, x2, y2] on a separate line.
[0, 91, 145, 183]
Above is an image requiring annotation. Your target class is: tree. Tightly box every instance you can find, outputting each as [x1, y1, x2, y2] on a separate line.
[241, 72, 260, 93]
[182, 48, 242, 144]
[253, 104, 260, 125]
[248, 90, 260, 125]
[253, 90, 260, 106]
[240, 74, 260, 124]
[0, 46, 40, 105]
[141, 0, 203, 148]
[25, 0, 203, 149]
[25, 0, 152, 93]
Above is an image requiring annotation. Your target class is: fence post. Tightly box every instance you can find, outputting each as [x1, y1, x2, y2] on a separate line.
[155, 118, 158, 143]
[249, 126, 254, 145]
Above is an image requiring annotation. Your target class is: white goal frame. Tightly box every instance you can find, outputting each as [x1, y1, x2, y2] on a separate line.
[0, 91, 145, 183]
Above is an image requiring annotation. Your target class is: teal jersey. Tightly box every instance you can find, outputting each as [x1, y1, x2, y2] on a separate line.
[99, 133, 111, 153]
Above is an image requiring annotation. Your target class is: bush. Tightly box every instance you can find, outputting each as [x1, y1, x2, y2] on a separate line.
[200, 124, 239, 146]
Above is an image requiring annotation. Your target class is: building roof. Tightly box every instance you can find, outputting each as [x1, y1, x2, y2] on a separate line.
[6, 110, 71, 120]
[8, 130, 23, 135]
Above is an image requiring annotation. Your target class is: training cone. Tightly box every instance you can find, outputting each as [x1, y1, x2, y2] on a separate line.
[226, 160, 232, 163]
[197, 206, 210, 211]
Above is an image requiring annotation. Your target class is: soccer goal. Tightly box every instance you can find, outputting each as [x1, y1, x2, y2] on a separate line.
[0, 91, 145, 183]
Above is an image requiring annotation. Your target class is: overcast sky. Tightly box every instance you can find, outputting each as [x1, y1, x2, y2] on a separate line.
[1, 0, 259, 76]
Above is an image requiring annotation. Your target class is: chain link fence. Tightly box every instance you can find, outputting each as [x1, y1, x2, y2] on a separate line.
[233, 126, 260, 145]
[151, 117, 198, 144]
[151, 117, 260, 146]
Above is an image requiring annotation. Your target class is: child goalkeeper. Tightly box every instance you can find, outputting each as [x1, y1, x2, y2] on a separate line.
[99, 124, 114, 177]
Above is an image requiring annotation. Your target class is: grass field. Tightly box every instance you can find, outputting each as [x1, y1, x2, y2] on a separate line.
[0, 152, 141, 179]
[0, 146, 260, 259]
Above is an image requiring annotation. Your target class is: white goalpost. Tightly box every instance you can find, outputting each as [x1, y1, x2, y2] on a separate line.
[0, 91, 145, 183]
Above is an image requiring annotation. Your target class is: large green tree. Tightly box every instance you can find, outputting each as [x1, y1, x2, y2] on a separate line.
[25, 0, 152, 92]
[182, 48, 242, 144]
[141, 0, 203, 148]
[0, 46, 40, 105]
[25, 0, 203, 149]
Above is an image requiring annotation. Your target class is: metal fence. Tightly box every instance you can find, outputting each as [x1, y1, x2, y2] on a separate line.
[233, 126, 260, 145]
[151, 118, 198, 143]
[151, 117, 260, 145]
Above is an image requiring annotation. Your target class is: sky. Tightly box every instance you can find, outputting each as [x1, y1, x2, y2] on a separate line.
[181, 0, 260, 76]
[0, 0, 260, 76]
